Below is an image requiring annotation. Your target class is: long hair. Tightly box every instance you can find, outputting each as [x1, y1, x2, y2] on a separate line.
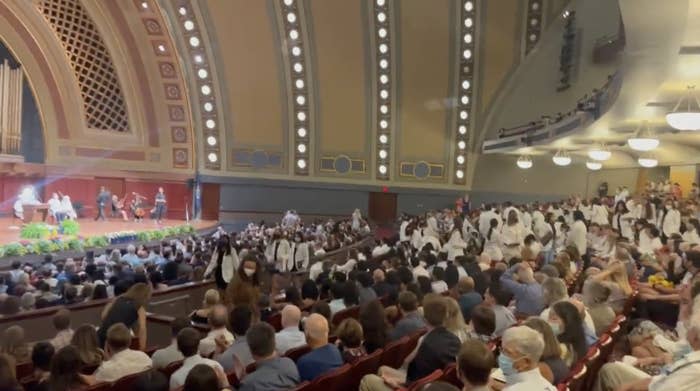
[552, 301, 587, 362]
[0, 353, 19, 391]
[70, 325, 103, 366]
[444, 297, 468, 338]
[359, 300, 388, 354]
[0, 326, 28, 362]
[614, 201, 629, 215]
[121, 282, 152, 309]
[487, 218, 498, 241]
[236, 253, 261, 286]
[49, 346, 83, 391]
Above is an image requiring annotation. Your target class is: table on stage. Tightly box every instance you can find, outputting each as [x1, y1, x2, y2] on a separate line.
[23, 203, 49, 223]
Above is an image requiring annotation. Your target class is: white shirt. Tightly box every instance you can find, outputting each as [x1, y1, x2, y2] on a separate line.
[308, 261, 324, 281]
[683, 229, 700, 245]
[372, 244, 391, 258]
[638, 231, 662, 255]
[94, 349, 152, 383]
[48, 197, 62, 214]
[648, 350, 700, 391]
[659, 208, 681, 237]
[151, 341, 184, 369]
[445, 230, 467, 261]
[412, 264, 430, 280]
[591, 204, 609, 225]
[170, 355, 224, 390]
[503, 368, 556, 391]
[479, 210, 502, 237]
[567, 220, 588, 256]
[275, 327, 307, 355]
[399, 221, 410, 242]
[199, 328, 235, 357]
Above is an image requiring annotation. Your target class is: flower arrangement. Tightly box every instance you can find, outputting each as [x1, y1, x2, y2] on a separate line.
[2, 224, 194, 258]
[60, 220, 80, 236]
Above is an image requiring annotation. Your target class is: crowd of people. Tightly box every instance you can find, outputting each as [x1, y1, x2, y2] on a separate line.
[1, 180, 700, 390]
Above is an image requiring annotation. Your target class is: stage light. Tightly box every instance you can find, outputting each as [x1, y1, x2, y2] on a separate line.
[464, 18, 473, 28]
[460, 111, 468, 120]
[458, 125, 467, 135]
[292, 46, 301, 56]
[203, 102, 213, 112]
[178, 7, 187, 15]
[157, 44, 166, 52]
[380, 105, 388, 114]
[201, 85, 211, 95]
[377, 0, 386, 6]
[380, 120, 388, 129]
[289, 29, 299, 40]
[297, 112, 306, 121]
[638, 155, 658, 168]
[464, 34, 472, 44]
[379, 44, 388, 54]
[295, 79, 304, 89]
[457, 155, 465, 164]
[184, 20, 194, 31]
[378, 164, 387, 174]
[380, 59, 389, 69]
[588, 144, 611, 161]
[205, 119, 216, 129]
[458, 140, 466, 150]
[456, 169, 464, 179]
[378, 28, 387, 38]
[462, 80, 471, 90]
[296, 95, 305, 105]
[380, 75, 389, 84]
[297, 143, 307, 153]
[207, 153, 218, 163]
[297, 159, 307, 169]
[141, 2, 148, 9]
[377, 12, 386, 22]
[287, 13, 297, 23]
[380, 90, 389, 99]
[284, 0, 294, 5]
[465, 2, 474, 12]
[516, 155, 532, 169]
[297, 127, 307, 137]
[194, 55, 203, 63]
[294, 63, 303, 73]
[461, 95, 469, 105]
[463, 49, 472, 59]
[379, 149, 388, 159]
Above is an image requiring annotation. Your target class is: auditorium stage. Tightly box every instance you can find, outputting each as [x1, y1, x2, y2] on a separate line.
[0, 217, 218, 246]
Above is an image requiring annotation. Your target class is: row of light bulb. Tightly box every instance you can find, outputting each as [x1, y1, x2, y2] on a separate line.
[516, 152, 658, 170]
[455, 1, 475, 181]
[375, 0, 391, 177]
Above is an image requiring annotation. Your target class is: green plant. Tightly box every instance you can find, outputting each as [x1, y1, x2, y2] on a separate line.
[60, 219, 80, 236]
[85, 236, 109, 248]
[150, 230, 165, 240]
[136, 231, 152, 242]
[66, 238, 83, 251]
[34, 239, 58, 254]
[2, 243, 27, 257]
[20, 223, 50, 239]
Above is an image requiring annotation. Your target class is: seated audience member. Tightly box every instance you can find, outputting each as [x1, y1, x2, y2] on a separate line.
[0, 295, 21, 315]
[484, 283, 516, 336]
[500, 262, 544, 317]
[329, 282, 347, 316]
[190, 289, 220, 325]
[151, 317, 189, 369]
[547, 301, 590, 366]
[336, 318, 367, 363]
[71, 324, 105, 367]
[199, 304, 235, 357]
[588, 259, 633, 313]
[296, 314, 343, 382]
[50, 309, 74, 350]
[0, 353, 21, 391]
[20, 292, 36, 311]
[47, 346, 90, 391]
[275, 305, 306, 355]
[358, 271, 378, 304]
[390, 291, 426, 341]
[216, 305, 254, 377]
[456, 340, 496, 391]
[94, 323, 152, 383]
[445, 297, 470, 342]
[27, 342, 55, 391]
[468, 304, 496, 342]
[498, 326, 556, 390]
[133, 370, 169, 391]
[583, 280, 616, 336]
[361, 296, 461, 390]
[360, 300, 390, 353]
[301, 279, 319, 309]
[595, 301, 700, 391]
[171, 327, 225, 390]
[523, 317, 568, 385]
[239, 323, 300, 391]
[539, 278, 596, 334]
[183, 364, 229, 391]
[0, 326, 30, 363]
[431, 267, 449, 294]
[310, 301, 332, 327]
[372, 269, 393, 298]
[457, 277, 483, 322]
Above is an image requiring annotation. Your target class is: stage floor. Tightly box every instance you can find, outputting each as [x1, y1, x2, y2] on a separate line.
[0, 218, 218, 245]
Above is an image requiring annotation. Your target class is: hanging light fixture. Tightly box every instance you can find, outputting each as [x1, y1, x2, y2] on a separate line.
[637, 154, 658, 168]
[666, 85, 700, 130]
[627, 120, 659, 151]
[516, 155, 533, 169]
[588, 143, 611, 161]
[552, 150, 572, 166]
[586, 161, 602, 170]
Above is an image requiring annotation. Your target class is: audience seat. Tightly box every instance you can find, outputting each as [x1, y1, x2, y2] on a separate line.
[226, 369, 240, 388]
[159, 360, 183, 378]
[15, 361, 33, 380]
[345, 349, 383, 390]
[267, 312, 283, 332]
[290, 381, 311, 390]
[309, 363, 352, 390]
[438, 363, 461, 388]
[332, 305, 360, 326]
[380, 336, 409, 368]
[112, 370, 149, 391]
[557, 362, 587, 391]
[284, 344, 312, 362]
[245, 362, 256, 375]
[84, 382, 111, 391]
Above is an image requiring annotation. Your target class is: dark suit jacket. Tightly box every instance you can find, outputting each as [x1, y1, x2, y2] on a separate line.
[406, 326, 460, 383]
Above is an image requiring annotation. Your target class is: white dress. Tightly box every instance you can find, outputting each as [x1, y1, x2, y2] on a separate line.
[500, 224, 525, 261]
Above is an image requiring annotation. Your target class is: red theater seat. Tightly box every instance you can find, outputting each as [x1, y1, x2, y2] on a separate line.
[346, 349, 383, 390]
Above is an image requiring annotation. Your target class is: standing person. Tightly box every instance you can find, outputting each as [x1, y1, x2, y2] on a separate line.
[97, 283, 152, 351]
[501, 210, 525, 262]
[95, 186, 110, 221]
[566, 210, 588, 260]
[658, 199, 681, 242]
[153, 187, 167, 224]
[204, 235, 239, 291]
[290, 232, 310, 272]
[225, 254, 261, 312]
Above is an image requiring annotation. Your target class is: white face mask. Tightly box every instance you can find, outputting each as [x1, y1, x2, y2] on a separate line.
[243, 268, 255, 277]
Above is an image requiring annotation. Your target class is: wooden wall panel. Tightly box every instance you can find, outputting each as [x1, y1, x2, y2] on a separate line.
[397, 0, 451, 162]
[206, 0, 285, 148]
[308, 0, 368, 156]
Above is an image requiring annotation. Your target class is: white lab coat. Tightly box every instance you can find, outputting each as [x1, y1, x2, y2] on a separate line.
[265, 239, 291, 271]
[425, 216, 440, 239]
[500, 224, 525, 260]
[399, 221, 410, 242]
[204, 247, 240, 283]
[566, 220, 588, 256]
[590, 205, 609, 225]
[478, 210, 502, 237]
[482, 229, 503, 261]
[445, 230, 467, 261]
[612, 212, 635, 240]
[658, 208, 681, 237]
[290, 241, 310, 270]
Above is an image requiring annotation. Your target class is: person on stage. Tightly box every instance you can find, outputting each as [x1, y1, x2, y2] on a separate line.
[95, 186, 110, 221]
[111, 195, 128, 221]
[153, 187, 167, 224]
[48, 193, 64, 223]
[60, 195, 77, 220]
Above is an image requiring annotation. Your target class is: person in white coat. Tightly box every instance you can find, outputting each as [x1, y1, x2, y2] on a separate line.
[425, 211, 440, 239]
[289, 231, 310, 272]
[482, 218, 503, 262]
[351, 208, 362, 231]
[48, 193, 63, 223]
[658, 201, 681, 239]
[533, 212, 554, 264]
[479, 205, 501, 237]
[60, 195, 77, 220]
[566, 210, 588, 257]
[204, 235, 240, 290]
[265, 232, 291, 272]
[446, 218, 468, 261]
[500, 210, 525, 261]
[611, 201, 635, 241]
[590, 199, 609, 226]
[399, 216, 410, 243]
[683, 219, 700, 245]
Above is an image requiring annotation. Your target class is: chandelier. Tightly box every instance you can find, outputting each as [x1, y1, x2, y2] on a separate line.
[627, 121, 659, 151]
[552, 150, 572, 166]
[666, 85, 700, 131]
[516, 155, 533, 169]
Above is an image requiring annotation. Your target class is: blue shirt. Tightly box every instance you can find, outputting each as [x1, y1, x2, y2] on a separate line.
[500, 265, 544, 316]
[296, 344, 343, 382]
[121, 253, 141, 268]
[239, 357, 300, 391]
[458, 292, 483, 321]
